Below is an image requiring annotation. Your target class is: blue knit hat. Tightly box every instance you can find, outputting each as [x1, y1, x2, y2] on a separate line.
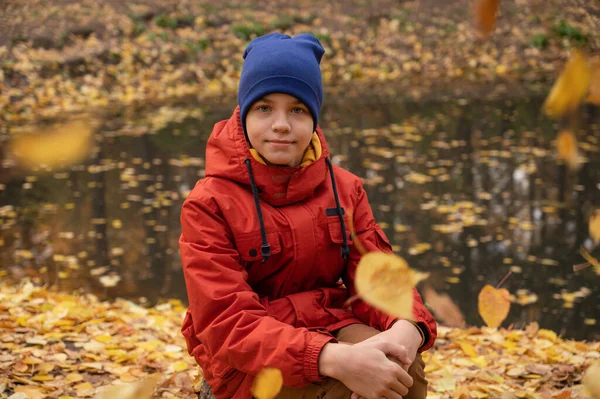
[238, 33, 325, 134]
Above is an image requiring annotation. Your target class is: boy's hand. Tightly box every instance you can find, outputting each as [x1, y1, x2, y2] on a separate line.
[373, 320, 423, 368]
[348, 320, 423, 399]
[318, 340, 413, 399]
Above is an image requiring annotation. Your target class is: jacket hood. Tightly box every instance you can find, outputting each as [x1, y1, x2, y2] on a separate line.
[204, 106, 331, 206]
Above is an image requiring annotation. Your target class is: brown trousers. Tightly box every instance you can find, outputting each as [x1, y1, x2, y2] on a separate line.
[276, 323, 428, 399]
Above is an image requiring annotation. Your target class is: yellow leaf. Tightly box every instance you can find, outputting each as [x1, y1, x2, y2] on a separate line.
[586, 56, 600, 105]
[460, 342, 478, 357]
[355, 252, 430, 320]
[590, 209, 600, 244]
[537, 329, 558, 342]
[75, 382, 95, 396]
[555, 130, 578, 170]
[32, 374, 54, 381]
[543, 50, 591, 118]
[14, 387, 46, 399]
[9, 119, 94, 171]
[473, 0, 499, 38]
[93, 334, 112, 343]
[94, 373, 162, 399]
[477, 284, 510, 328]
[65, 373, 84, 384]
[252, 368, 283, 399]
[583, 360, 600, 399]
[171, 360, 189, 372]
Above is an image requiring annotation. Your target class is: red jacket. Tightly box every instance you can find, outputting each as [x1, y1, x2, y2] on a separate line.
[179, 107, 437, 399]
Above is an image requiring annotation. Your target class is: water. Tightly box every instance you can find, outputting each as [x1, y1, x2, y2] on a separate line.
[1, 96, 599, 341]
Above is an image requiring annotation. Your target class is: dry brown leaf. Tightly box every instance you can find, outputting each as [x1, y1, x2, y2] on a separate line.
[252, 368, 283, 399]
[422, 284, 466, 328]
[589, 209, 600, 244]
[8, 118, 94, 171]
[583, 361, 600, 398]
[474, 0, 500, 37]
[355, 252, 430, 320]
[478, 284, 510, 328]
[543, 50, 591, 118]
[555, 130, 578, 170]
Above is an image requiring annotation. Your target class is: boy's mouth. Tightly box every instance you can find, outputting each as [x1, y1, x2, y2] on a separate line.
[267, 140, 294, 147]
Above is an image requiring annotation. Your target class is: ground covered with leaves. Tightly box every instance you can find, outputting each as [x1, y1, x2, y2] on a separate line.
[1, 0, 599, 124]
[0, 280, 597, 399]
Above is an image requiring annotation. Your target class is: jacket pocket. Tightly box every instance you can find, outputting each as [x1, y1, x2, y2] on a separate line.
[326, 217, 354, 247]
[234, 231, 282, 262]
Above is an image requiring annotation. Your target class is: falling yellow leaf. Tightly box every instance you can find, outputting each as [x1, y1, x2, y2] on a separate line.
[583, 360, 600, 399]
[474, 0, 500, 38]
[555, 130, 578, 170]
[586, 56, 600, 105]
[478, 285, 510, 328]
[543, 50, 591, 118]
[355, 252, 430, 320]
[252, 368, 283, 399]
[590, 210, 600, 244]
[8, 118, 94, 171]
[94, 373, 162, 399]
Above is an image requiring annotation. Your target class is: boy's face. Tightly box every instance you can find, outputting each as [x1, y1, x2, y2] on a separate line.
[245, 93, 314, 167]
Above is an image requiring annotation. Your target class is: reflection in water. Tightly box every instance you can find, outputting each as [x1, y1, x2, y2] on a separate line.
[1, 97, 598, 340]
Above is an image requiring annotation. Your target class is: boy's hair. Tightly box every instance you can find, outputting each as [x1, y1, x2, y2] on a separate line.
[237, 33, 325, 133]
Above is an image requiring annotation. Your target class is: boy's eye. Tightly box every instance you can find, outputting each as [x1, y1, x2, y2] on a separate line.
[257, 105, 270, 112]
[291, 107, 305, 114]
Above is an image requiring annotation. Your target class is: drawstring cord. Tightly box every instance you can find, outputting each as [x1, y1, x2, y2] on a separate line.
[325, 157, 350, 260]
[245, 158, 271, 262]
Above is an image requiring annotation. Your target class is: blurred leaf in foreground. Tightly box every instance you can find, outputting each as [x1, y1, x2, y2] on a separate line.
[252, 368, 283, 399]
[8, 118, 94, 171]
[474, 0, 500, 38]
[355, 252, 430, 320]
[583, 360, 600, 399]
[590, 209, 600, 245]
[94, 373, 162, 399]
[555, 130, 579, 171]
[543, 49, 591, 118]
[586, 56, 600, 105]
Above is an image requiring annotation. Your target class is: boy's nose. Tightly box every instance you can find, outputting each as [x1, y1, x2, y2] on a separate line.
[272, 111, 291, 133]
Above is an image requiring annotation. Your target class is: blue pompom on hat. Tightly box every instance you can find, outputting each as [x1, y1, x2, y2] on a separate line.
[238, 33, 325, 134]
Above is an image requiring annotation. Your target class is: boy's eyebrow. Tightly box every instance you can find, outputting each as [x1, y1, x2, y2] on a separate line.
[257, 96, 304, 105]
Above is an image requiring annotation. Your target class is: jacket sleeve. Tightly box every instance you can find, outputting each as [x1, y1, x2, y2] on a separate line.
[341, 183, 437, 352]
[179, 194, 336, 387]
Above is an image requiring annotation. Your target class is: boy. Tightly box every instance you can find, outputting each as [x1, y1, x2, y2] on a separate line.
[179, 33, 437, 399]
